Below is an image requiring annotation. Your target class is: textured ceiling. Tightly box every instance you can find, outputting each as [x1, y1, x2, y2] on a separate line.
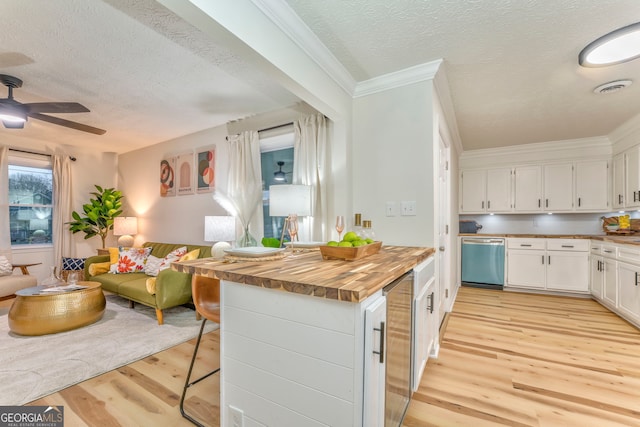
[2, 0, 640, 153]
[286, 0, 640, 150]
[0, 0, 299, 153]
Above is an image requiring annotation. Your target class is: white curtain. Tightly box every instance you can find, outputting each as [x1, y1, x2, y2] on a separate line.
[293, 114, 329, 241]
[0, 146, 10, 260]
[227, 131, 263, 244]
[53, 155, 73, 263]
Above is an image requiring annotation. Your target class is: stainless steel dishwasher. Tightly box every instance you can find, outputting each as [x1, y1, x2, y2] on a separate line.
[383, 270, 414, 427]
[461, 237, 505, 288]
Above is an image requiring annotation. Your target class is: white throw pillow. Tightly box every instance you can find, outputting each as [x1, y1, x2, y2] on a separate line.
[0, 256, 13, 277]
[144, 255, 163, 277]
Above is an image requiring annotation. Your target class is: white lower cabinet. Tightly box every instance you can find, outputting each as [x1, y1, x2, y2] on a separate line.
[507, 238, 589, 293]
[364, 294, 387, 427]
[412, 257, 436, 392]
[616, 262, 640, 325]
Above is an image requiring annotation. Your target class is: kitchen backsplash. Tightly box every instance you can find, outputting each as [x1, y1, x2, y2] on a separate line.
[460, 212, 640, 235]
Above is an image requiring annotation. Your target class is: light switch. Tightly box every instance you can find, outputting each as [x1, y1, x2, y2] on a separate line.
[401, 201, 417, 216]
[386, 201, 397, 216]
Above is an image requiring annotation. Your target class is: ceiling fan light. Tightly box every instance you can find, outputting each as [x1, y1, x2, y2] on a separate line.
[0, 112, 26, 123]
[273, 161, 287, 182]
[580, 22, 640, 67]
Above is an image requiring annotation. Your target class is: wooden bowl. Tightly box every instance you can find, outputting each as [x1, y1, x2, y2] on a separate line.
[319, 241, 382, 261]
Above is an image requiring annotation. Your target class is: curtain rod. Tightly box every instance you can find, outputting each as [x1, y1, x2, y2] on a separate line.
[9, 148, 76, 161]
[226, 122, 294, 141]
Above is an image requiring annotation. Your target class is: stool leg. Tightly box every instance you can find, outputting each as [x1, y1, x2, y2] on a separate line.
[180, 318, 220, 426]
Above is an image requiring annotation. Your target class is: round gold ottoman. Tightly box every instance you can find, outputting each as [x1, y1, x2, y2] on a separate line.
[8, 281, 106, 336]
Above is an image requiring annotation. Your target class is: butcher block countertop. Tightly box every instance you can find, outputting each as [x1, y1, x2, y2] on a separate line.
[459, 233, 640, 246]
[173, 245, 434, 303]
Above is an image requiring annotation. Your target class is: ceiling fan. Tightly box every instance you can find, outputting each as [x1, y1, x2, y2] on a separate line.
[0, 74, 105, 135]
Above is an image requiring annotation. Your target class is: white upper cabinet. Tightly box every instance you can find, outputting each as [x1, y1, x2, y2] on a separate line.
[513, 166, 543, 212]
[460, 168, 512, 213]
[486, 168, 512, 212]
[613, 153, 625, 209]
[625, 146, 640, 209]
[575, 160, 609, 211]
[543, 163, 573, 211]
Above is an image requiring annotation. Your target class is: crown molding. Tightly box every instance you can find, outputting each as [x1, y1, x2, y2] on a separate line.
[251, 0, 356, 96]
[609, 112, 640, 146]
[353, 59, 443, 98]
[459, 136, 612, 168]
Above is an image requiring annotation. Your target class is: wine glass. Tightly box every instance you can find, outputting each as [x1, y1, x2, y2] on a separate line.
[335, 215, 345, 241]
[287, 214, 299, 250]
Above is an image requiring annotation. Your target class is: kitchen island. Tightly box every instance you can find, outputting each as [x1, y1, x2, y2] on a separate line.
[174, 245, 434, 427]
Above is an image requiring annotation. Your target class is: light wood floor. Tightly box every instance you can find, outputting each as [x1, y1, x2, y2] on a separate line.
[7, 286, 640, 426]
[403, 286, 640, 426]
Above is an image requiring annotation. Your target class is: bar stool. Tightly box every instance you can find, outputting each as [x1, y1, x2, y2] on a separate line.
[180, 275, 220, 426]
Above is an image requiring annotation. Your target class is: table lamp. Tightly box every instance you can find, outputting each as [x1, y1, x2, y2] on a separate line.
[113, 217, 138, 247]
[269, 185, 312, 246]
[204, 216, 237, 258]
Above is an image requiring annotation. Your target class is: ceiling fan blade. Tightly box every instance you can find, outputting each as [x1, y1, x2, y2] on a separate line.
[25, 102, 90, 114]
[29, 112, 106, 135]
[2, 120, 24, 129]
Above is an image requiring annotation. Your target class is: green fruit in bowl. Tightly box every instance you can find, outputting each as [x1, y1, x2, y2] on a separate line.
[353, 240, 367, 247]
[338, 241, 353, 247]
[342, 231, 359, 242]
[327, 241, 339, 246]
[365, 238, 374, 244]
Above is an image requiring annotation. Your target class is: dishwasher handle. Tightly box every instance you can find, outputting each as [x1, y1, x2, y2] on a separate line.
[462, 238, 505, 245]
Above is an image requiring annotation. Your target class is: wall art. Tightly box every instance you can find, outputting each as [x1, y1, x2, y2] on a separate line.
[160, 156, 176, 197]
[176, 151, 194, 195]
[196, 145, 216, 194]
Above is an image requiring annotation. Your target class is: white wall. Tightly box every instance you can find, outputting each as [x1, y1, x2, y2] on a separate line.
[116, 125, 230, 247]
[352, 80, 434, 247]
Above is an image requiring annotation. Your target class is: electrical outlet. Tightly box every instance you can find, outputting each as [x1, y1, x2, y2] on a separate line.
[401, 201, 417, 216]
[229, 405, 244, 427]
[385, 201, 397, 216]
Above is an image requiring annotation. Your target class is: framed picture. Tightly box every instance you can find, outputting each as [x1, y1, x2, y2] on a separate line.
[196, 145, 216, 194]
[176, 151, 194, 195]
[160, 156, 176, 197]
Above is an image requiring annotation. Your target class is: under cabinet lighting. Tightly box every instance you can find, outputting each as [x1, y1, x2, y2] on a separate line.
[547, 212, 553, 215]
[580, 22, 640, 67]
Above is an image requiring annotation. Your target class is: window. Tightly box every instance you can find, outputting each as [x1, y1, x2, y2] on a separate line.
[8, 152, 53, 246]
[260, 128, 294, 240]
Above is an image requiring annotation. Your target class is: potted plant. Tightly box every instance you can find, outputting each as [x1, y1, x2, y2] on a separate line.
[67, 185, 123, 248]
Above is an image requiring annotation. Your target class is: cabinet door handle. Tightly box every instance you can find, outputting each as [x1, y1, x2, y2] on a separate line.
[597, 260, 601, 271]
[482, 201, 485, 209]
[604, 250, 613, 254]
[635, 191, 638, 202]
[520, 244, 532, 247]
[488, 200, 491, 209]
[546, 199, 549, 208]
[561, 245, 574, 248]
[619, 194, 623, 204]
[578, 197, 581, 207]
[542, 255, 545, 264]
[429, 291, 435, 314]
[538, 199, 541, 208]
[636, 272, 639, 287]
[548, 255, 551, 264]
[373, 321, 385, 364]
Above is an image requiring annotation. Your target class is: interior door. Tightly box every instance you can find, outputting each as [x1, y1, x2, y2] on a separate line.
[438, 135, 449, 324]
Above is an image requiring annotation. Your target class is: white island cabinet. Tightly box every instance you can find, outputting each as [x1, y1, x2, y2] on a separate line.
[172, 246, 435, 427]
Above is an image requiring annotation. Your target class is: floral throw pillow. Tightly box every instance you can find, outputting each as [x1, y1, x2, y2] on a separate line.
[114, 247, 152, 274]
[157, 246, 188, 273]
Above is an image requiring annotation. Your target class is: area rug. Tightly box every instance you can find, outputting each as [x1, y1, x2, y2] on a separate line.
[0, 294, 218, 405]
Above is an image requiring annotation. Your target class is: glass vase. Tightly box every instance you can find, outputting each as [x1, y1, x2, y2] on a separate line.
[237, 225, 257, 247]
[41, 266, 63, 288]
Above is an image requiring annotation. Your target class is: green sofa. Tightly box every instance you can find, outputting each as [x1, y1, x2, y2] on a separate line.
[83, 242, 211, 325]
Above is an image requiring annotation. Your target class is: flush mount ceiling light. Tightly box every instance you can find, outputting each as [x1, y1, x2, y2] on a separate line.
[593, 79, 632, 94]
[580, 22, 640, 67]
[274, 161, 286, 181]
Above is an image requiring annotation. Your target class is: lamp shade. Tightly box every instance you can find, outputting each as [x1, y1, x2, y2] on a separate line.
[269, 185, 312, 217]
[113, 217, 138, 236]
[204, 216, 236, 242]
